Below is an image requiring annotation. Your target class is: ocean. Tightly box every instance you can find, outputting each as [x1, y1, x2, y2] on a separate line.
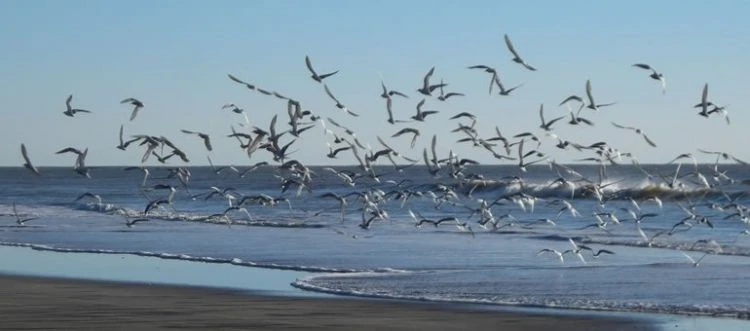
[2, 163, 750, 319]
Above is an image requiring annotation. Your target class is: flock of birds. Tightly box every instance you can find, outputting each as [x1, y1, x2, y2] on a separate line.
[12, 33, 747, 267]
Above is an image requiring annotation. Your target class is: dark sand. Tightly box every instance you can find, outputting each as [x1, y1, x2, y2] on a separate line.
[0, 275, 655, 330]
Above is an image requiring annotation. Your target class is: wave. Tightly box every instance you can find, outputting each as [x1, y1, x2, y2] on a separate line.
[461, 178, 733, 201]
[0, 241, 365, 273]
[293, 273, 750, 319]
[64, 202, 327, 229]
[534, 233, 750, 257]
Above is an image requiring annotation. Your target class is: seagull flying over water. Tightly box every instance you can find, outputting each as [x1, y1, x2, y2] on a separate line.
[12, 202, 38, 225]
[611, 122, 657, 147]
[180, 129, 213, 151]
[20, 143, 40, 176]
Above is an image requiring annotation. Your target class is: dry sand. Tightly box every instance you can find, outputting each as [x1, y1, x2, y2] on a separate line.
[0, 274, 655, 330]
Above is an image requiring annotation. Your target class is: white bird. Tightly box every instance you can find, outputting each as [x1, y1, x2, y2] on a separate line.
[537, 248, 565, 263]
[680, 251, 709, 267]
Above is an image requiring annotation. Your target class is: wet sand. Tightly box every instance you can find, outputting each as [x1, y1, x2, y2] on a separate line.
[0, 274, 655, 330]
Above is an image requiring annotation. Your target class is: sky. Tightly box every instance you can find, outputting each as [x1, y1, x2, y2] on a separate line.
[0, 0, 748, 167]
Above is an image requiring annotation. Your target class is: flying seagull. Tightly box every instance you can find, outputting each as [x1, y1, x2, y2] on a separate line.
[611, 122, 657, 147]
[227, 74, 256, 90]
[632, 63, 666, 94]
[417, 66, 446, 96]
[538, 104, 564, 131]
[20, 143, 40, 176]
[694, 83, 711, 117]
[504, 34, 536, 71]
[180, 129, 213, 151]
[323, 84, 359, 117]
[121, 98, 144, 121]
[585, 80, 616, 111]
[63, 94, 91, 117]
[305, 55, 339, 83]
[12, 203, 38, 225]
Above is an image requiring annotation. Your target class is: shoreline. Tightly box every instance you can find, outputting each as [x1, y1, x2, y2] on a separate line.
[1, 244, 749, 330]
[0, 274, 657, 330]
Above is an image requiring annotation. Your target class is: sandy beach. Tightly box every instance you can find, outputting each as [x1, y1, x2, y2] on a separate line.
[0, 274, 656, 330]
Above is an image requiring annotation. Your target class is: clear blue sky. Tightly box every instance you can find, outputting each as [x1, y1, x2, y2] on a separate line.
[1, 0, 748, 167]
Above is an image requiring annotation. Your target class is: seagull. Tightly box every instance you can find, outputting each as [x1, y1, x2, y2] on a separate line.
[180, 129, 213, 151]
[680, 251, 709, 267]
[117, 125, 140, 151]
[585, 80, 616, 111]
[698, 149, 747, 165]
[227, 73, 256, 90]
[74, 192, 103, 205]
[495, 76, 524, 96]
[611, 122, 657, 147]
[538, 104, 564, 131]
[380, 81, 408, 99]
[121, 98, 144, 121]
[417, 66, 446, 96]
[326, 143, 352, 159]
[144, 198, 170, 215]
[319, 192, 347, 222]
[707, 104, 730, 125]
[323, 84, 358, 117]
[695, 83, 711, 117]
[125, 217, 150, 228]
[536, 248, 565, 263]
[504, 34, 536, 71]
[632, 64, 666, 94]
[63, 94, 91, 117]
[20, 143, 40, 176]
[467, 65, 500, 94]
[412, 99, 439, 122]
[383, 96, 407, 124]
[305, 55, 339, 83]
[392, 127, 420, 149]
[12, 203, 38, 225]
[565, 238, 588, 264]
[123, 166, 150, 187]
[436, 80, 465, 101]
